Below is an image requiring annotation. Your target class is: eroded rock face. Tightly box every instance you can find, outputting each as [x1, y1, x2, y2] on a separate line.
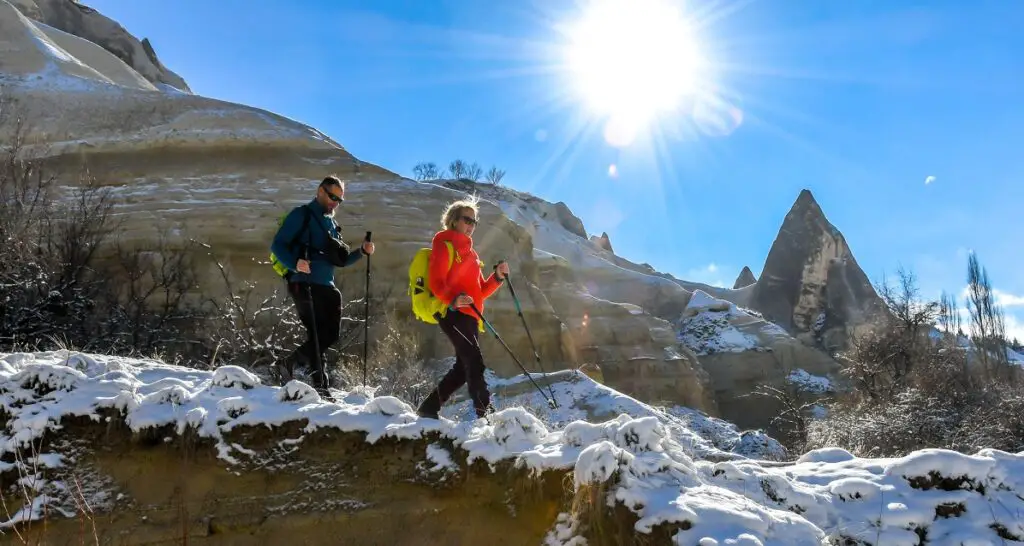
[14, 0, 191, 92]
[554, 201, 587, 239]
[535, 254, 717, 413]
[750, 189, 884, 350]
[678, 291, 840, 430]
[589, 231, 614, 253]
[733, 266, 756, 289]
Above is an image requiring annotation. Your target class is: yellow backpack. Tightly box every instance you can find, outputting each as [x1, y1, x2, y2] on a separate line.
[408, 241, 456, 324]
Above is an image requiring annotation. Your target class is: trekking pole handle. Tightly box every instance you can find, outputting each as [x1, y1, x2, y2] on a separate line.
[448, 292, 468, 312]
[493, 258, 510, 283]
[365, 231, 372, 242]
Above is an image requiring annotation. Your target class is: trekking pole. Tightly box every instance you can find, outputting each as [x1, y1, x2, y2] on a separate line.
[503, 270, 558, 403]
[467, 302, 557, 409]
[361, 231, 372, 386]
[304, 247, 323, 390]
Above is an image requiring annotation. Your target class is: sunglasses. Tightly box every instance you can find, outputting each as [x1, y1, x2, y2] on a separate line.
[460, 215, 478, 226]
[325, 191, 344, 203]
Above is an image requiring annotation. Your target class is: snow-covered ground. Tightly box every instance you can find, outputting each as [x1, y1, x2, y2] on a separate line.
[441, 368, 786, 461]
[4, 351, 1024, 544]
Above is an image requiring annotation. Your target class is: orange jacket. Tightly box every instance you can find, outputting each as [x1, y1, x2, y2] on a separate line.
[428, 229, 503, 319]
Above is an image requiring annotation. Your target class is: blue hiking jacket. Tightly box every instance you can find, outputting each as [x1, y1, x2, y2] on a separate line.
[270, 199, 364, 286]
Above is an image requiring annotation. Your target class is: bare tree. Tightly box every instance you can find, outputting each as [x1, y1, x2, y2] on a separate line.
[965, 252, 1010, 381]
[412, 162, 440, 181]
[465, 162, 483, 182]
[448, 159, 467, 180]
[485, 166, 506, 185]
[750, 383, 822, 452]
[938, 290, 961, 336]
[847, 266, 940, 393]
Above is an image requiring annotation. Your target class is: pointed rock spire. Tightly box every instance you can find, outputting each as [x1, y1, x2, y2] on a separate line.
[749, 189, 884, 348]
[733, 266, 757, 289]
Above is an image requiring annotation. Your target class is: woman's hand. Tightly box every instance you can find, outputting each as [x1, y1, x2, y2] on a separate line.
[495, 261, 510, 279]
[454, 294, 474, 308]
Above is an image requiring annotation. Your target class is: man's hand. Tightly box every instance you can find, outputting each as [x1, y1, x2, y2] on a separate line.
[362, 241, 375, 255]
[495, 261, 510, 280]
[296, 259, 311, 274]
[454, 294, 474, 308]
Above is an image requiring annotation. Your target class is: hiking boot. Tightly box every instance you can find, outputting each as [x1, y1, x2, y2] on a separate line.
[277, 350, 311, 385]
[475, 404, 496, 419]
[275, 360, 295, 384]
[417, 409, 439, 420]
[315, 387, 335, 402]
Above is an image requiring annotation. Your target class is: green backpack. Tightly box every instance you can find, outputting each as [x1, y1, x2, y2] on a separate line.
[269, 205, 313, 280]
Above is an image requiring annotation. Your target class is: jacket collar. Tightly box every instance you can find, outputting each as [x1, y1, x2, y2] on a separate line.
[307, 198, 329, 217]
[437, 228, 473, 247]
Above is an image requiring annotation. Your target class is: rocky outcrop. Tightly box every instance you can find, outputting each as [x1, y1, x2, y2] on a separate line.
[589, 231, 614, 253]
[528, 250, 717, 413]
[554, 201, 587, 239]
[732, 266, 756, 289]
[13, 0, 191, 91]
[678, 291, 840, 430]
[750, 189, 885, 350]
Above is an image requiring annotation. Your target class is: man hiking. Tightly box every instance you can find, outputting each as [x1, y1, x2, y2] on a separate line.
[270, 175, 375, 396]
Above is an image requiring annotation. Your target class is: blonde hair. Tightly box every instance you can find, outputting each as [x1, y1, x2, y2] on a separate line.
[441, 196, 480, 231]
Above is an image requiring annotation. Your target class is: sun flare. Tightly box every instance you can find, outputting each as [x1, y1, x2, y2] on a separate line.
[565, 0, 707, 146]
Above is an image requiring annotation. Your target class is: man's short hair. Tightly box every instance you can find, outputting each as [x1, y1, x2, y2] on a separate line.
[320, 175, 343, 189]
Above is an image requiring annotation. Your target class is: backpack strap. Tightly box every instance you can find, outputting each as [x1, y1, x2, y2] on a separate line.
[444, 241, 455, 270]
[308, 211, 346, 248]
[293, 205, 314, 253]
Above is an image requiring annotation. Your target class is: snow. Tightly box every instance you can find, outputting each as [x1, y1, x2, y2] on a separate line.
[489, 188, 698, 305]
[4, 351, 1024, 544]
[442, 369, 784, 461]
[677, 290, 776, 355]
[675, 290, 799, 356]
[1008, 346, 1024, 365]
[929, 327, 1024, 368]
[786, 369, 833, 394]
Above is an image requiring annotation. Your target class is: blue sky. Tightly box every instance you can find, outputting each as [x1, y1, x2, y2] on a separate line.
[87, 0, 1023, 339]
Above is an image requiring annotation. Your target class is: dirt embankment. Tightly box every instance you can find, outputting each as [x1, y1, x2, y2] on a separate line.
[4, 414, 575, 545]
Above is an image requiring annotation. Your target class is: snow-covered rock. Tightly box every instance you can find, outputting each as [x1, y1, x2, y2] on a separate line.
[676, 291, 840, 430]
[3, 351, 1024, 544]
[12, 0, 190, 91]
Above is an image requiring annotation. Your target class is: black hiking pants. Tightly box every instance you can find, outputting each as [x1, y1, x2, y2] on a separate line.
[287, 281, 342, 390]
[417, 310, 491, 418]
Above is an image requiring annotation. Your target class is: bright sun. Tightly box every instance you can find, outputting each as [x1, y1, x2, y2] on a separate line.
[565, 0, 706, 146]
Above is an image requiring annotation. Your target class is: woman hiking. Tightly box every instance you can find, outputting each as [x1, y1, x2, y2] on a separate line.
[417, 197, 509, 420]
